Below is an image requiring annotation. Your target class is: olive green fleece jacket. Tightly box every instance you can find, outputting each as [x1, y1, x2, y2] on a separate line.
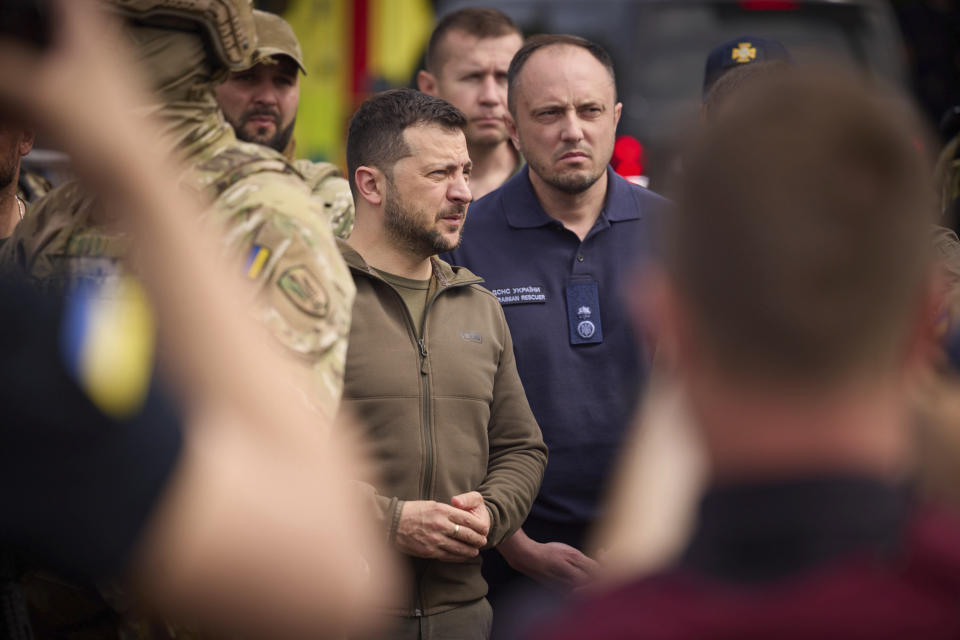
[339, 241, 547, 616]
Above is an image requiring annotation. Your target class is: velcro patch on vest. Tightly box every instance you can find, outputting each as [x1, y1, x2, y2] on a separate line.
[491, 285, 547, 306]
[278, 265, 330, 318]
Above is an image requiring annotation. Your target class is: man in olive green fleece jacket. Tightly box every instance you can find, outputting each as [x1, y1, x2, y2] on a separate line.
[341, 89, 547, 639]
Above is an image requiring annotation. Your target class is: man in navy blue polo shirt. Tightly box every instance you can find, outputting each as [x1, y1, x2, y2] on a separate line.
[445, 33, 668, 613]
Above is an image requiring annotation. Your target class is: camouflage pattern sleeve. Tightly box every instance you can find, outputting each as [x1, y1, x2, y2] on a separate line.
[18, 169, 54, 204]
[933, 225, 960, 339]
[0, 181, 109, 289]
[292, 159, 356, 240]
[209, 169, 356, 416]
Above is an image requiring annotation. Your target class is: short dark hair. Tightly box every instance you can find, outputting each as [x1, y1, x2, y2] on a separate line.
[425, 8, 521, 73]
[670, 68, 934, 385]
[507, 34, 616, 115]
[346, 89, 467, 196]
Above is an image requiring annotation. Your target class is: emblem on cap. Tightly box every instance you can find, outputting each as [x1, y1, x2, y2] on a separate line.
[576, 306, 596, 339]
[732, 42, 757, 64]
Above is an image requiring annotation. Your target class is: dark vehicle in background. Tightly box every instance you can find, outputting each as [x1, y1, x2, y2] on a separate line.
[435, 0, 907, 190]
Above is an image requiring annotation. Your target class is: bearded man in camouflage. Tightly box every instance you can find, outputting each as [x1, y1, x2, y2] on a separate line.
[0, 1, 354, 637]
[1, 0, 354, 417]
[215, 9, 355, 239]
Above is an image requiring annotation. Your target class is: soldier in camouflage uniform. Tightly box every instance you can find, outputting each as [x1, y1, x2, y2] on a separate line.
[932, 125, 960, 346]
[16, 170, 52, 207]
[215, 9, 355, 239]
[1, 0, 354, 417]
[0, 1, 354, 637]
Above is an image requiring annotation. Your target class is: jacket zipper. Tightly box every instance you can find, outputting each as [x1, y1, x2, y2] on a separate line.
[414, 279, 475, 499]
[351, 265, 478, 617]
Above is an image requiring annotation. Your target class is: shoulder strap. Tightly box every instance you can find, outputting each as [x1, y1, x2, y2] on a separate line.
[192, 146, 299, 201]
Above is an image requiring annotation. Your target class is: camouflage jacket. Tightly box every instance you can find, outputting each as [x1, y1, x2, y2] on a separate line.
[17, 169, 53, 204]
[292, 159, 355, 239]
[0, 115, 355, 416]
[935, 225, 960, 337]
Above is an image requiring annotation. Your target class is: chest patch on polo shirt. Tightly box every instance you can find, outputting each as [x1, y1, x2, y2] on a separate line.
[566, 279, 604, 345]
[491, 285, 547, 306]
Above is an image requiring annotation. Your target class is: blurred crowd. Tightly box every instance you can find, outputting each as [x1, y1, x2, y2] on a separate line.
[4, 1, 960, 639]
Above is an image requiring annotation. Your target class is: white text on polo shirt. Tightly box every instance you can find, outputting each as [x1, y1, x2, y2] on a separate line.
[492, 285, 547, 305]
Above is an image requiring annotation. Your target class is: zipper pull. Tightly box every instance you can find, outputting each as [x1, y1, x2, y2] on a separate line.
[418, 338, 429, 374]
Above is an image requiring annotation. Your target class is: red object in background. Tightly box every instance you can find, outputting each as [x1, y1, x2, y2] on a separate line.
[612, 135, 644, 178]
[739, 0, 799, 10]
[350, 0, 369, 104]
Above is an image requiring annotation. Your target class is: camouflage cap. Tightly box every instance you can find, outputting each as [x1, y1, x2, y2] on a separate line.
[105, 0, 257, 71]
[251, 9, 306, 75]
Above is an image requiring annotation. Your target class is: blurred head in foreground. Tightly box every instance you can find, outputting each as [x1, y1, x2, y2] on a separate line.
[701, 59, 790, 124]
[654, 68, 936, 477]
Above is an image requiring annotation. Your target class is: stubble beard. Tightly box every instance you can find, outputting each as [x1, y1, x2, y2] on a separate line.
[383, 186, 465, 259]
[521, 140, 606, 194]
[533, 161, 604, 194]
[0, 144, 19, 191]
[0, 167, 15, 191]
[233, 114, 297, 154]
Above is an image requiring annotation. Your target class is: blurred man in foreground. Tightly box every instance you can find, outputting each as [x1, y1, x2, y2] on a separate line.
[0, 1, 395, 637]
[215, 9, 355, 238]
[417, 8, 524, 200]
[531, 70, 960, 638]
[0, 0, 359, 635]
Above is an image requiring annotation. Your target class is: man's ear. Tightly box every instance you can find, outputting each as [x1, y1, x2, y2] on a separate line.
[614, 102, 623, 128]
[354, 166, 384, 207]
[505, 111, 519, 149]
[18, 130, 35, 157]
[417, 70, 438, 96]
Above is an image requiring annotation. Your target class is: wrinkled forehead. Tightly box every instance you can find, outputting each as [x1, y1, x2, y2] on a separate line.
[515, 45, 616, 105]
[434, 29, 523, 73]
[400, 123, 469, 163]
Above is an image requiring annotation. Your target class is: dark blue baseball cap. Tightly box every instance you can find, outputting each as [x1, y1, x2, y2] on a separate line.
[703, 36, 791, 99]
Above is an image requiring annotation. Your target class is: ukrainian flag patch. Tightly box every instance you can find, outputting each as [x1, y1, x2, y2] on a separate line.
[246, 244, 271, 279]
[61, 274, 156, 419]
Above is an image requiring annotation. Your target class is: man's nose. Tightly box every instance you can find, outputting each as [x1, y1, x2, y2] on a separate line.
[478, 75, 501, 107]
[559, 110, 584, 143]
[252, 81, 279, 105]
[448, 173, 473, 204]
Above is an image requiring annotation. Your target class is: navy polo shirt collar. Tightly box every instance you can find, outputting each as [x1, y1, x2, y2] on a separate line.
[502, 165, 640, 229]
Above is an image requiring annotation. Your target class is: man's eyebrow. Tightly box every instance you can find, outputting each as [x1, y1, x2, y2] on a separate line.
[423, 160, 473, 172]
[529, 101, 566, 112]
